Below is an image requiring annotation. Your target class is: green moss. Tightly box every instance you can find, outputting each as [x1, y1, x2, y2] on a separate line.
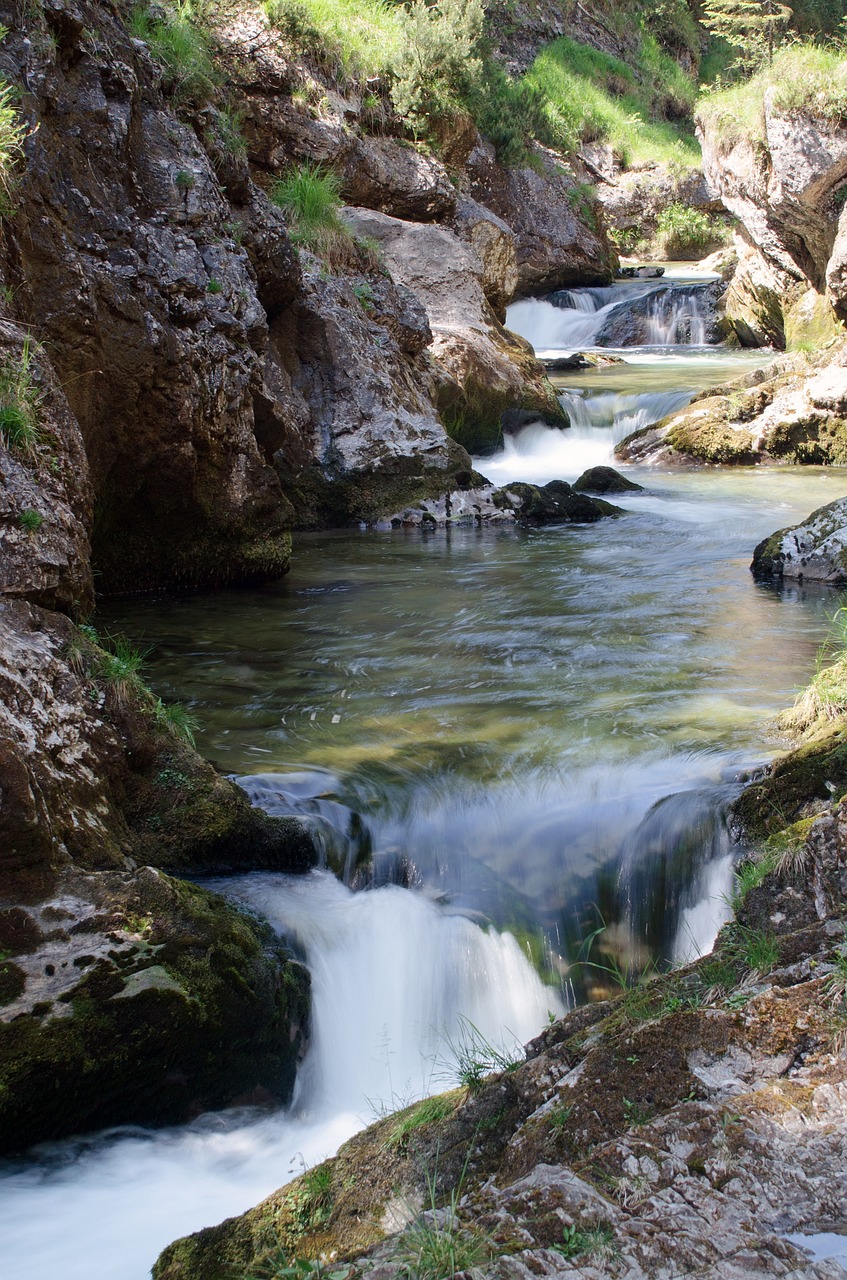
[732, 719, 847, 840]
[0, 874, 310, 1155]
[784, 291, 843, 353]
[665, 407, 757, 464]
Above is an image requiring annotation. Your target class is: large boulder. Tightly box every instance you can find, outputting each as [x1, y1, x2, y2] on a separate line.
[617, 342, 847, 466]
[452, 195, 519, 318]
[341, 207, 565, 451]
[465, 141, 616, 294]
[0, 865, 310, 1154]
[751, 495, 847, 585]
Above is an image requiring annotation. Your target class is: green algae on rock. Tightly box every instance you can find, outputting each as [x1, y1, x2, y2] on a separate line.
[0, 869, 310, 1155]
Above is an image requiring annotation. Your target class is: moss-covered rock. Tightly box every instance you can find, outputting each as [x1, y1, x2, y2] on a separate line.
[0, 868, 310, 1154]
[731, 719, 847, 841]
[573, 466, 643, 494]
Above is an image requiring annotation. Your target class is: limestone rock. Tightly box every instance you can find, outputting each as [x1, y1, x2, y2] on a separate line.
[466, 142, 615, 294]
[751, 495, 847, 585]
[380, 478, 622, 527]
[340, 135, 457, 223]
[341, 207, 564, 437]
[452, 195, 519, 318]
[0, 866, 310, 1154]
[722, 229, 793, 348]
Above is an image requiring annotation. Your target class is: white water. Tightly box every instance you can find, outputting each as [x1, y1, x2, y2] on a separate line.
[0, 872, 562, 1280]
[671, 854, 735, 965]
[506, 281, 714, 353]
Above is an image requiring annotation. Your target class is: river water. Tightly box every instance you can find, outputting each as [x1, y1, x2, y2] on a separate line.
[3, 274, 847, 1280]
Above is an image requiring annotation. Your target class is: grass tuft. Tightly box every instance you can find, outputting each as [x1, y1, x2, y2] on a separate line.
[17, 507, 43, 532]
[130, 0, 217, 102]
[0, 339, 42, 455]
[271, 162, 355, 263]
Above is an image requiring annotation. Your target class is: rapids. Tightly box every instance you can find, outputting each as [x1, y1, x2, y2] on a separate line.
[3, 270, 847, 1280]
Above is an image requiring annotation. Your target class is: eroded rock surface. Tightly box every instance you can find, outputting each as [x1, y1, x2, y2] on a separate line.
[752, 495, 847, 585]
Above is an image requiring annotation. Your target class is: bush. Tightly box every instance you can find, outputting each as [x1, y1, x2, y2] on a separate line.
[655, 203, 723, 257]
[270, 162, 354, 263]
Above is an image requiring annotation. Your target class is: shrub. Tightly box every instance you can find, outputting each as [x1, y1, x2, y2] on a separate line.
[655, 203, 722, 258]
[0, 339, 42, 455]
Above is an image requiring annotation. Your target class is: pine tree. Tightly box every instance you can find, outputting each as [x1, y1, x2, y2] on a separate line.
[702, 0, 793, 71]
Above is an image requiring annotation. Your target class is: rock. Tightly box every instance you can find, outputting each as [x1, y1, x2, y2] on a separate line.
[466, 142, 615, 294]
[751, 495, 847, 585]
[0, 866, 310, 1154]
[452, 195, 519, 318]
[497, 480, 622, 524]
[573, 465, 643, 494]
[593, 280, 725, 347]
[341, 207, 565, 449]
[617, 340, 847, 466]
[340, 135, 457, 223]
[722, 229, 792, 348]
[540, 353, 592, 370]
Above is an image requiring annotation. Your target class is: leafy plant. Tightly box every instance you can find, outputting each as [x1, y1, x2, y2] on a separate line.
[246, 1251, 355, 1280]
[0, 338, 42, 454]
[17, 507, 43, 532]
[622, 1096, 652, 1126]
[785, 606, 847, 731]
[206, 278, 223, 293]
[702, 0, 793, 75]
[548, 1101, 573, 1132]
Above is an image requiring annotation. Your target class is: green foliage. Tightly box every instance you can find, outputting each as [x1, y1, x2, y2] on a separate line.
[271, 162, 353, 260]
[153, 698, 199, 748]
[17, 507, 43, 532]
[622, 1096, 653, 1126]
[698, 43, 847, 148]
[524, 37, 699, 167]
[701, 0, 793, 74]
[0, 79, 24, 217]
[446, 1016, 522, 1093]
[130, 0, 216, 102]
[548, 1101, 573, 1131]
[264, 0, 406, 84]
[215, 105, 246, 156]
[655, 202, 723, 257]
[732, 850, 778, 906]
[397, 1149, 489, 1280]
[0, 339, 42, 455]
[725, 923, 780, 974]
[387, 1095, 455, 1149]
[206, 278, 223, 293]
[554, 1223, 616, 1261]
[786, 605, 847, 730]
[392, 0, 485, 127]
[96, 634, 149, 706]
[246, 1251, 355, 1280]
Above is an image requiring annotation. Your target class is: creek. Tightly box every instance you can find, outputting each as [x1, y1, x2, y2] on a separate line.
[3, 270, 847, 1280]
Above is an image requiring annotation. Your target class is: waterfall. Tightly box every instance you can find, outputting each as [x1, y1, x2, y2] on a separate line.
[0, 872, 563, 1280]
[506, 280, 718, 352]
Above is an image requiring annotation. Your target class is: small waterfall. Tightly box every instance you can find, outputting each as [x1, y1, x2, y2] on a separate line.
[616, 788, 736, 964]
[506, 280, 719, 352]
[0, 872, 563, 1280]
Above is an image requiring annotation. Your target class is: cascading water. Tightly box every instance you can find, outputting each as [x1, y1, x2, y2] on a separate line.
[0, 872, 562, 1280]
[505, 276, 720, 353]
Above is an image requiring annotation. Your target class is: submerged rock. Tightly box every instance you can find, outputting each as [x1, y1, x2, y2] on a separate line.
[573, 465, 643, 494]
[380, 479, 622, 527]
[752, 495, 847, 585]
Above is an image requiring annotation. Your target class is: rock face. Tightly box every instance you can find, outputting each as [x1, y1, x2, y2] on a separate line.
[155, 793, 847, 1280]
[617, 341, 847, 466]
[466, 142, 616, 294]
[752, 495, 847, 585]
[342, 207, 565, 446]
[697, 87, 847, 347]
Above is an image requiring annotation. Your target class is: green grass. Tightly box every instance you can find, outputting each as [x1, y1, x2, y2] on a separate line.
[697, 42, 847, 149]
[0, 339, 42, 455]
[0, 79, 24, 217]
[130, 0, 216, 102]
[446, 1016, 523, 1093]
[524, 36, 699, 167]
[554, 1223, 616, 1262]
[96, 634, 149, 706]
[784, 606, 847, 732]
[725, 923, 780, 975]
[17, 508, 43, 532]
[387, 1095, 456, 1150]
[264, 0, 406, 84]
[397, 1148, 490, 1280]
[153, 698, 199, 747]
[271, 162, 354, 261]
[655, 202, 725, 258]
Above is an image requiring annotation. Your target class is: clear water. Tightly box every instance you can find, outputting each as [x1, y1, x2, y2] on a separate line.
[3, 308, 847, 1280]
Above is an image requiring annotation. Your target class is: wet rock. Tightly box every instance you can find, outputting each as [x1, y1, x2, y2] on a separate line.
[499, 481, 622, 524]
[617, 340, 847, 466]
[380, 479, 622, 527]
[573, 466, 643, 494]
[594, 280, 725, 346]
[0, 867, 310, 1154]
[751, 495, 847, 585]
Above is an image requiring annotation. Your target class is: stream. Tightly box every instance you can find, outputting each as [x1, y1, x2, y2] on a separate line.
[3, 270, 847, 1280]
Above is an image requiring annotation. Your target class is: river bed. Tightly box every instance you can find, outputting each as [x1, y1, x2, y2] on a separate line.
[2, 282, 847, 1280]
